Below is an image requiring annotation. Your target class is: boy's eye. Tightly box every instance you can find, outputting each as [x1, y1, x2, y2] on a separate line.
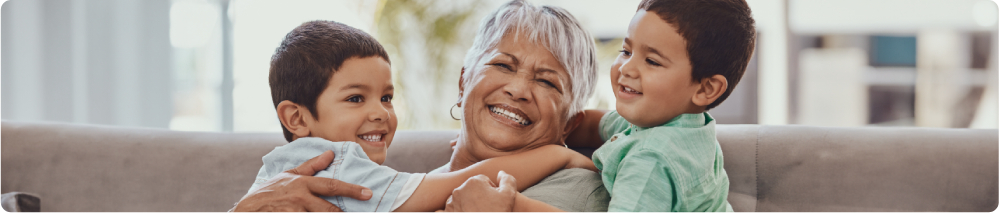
[619, 50, 631, 57]
[646, 58, 662, 67]
[381, 95, 392, 102]
[346, 95, 363, 103]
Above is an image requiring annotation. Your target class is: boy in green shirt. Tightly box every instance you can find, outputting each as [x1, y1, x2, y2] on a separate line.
[567, 0, 756, 211]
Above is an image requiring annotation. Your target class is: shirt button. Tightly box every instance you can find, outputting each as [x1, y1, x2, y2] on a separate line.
[610, 135, 618, 142]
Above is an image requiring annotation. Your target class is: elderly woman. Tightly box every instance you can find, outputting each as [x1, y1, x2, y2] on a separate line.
[232, 0, 605, 211]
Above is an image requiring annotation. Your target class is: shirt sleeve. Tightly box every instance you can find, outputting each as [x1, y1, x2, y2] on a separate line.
[257, 138, 417, 212]
[247, 163, 271, 194]
[390, 173, 425, 211]
[606, 150, 675, 212]
[599, 110, 631, 142]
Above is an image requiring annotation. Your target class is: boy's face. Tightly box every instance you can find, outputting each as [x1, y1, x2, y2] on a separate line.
[611, 10, 701, 128]
[304, 56, 397, 164]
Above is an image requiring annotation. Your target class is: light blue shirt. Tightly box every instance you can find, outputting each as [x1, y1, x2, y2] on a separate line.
[249, 137, 417, 212]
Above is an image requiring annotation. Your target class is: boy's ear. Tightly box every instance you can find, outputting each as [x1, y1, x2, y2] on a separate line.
[277, 100, 312, 139]
[692, 75, 728, 107]
[457, 67, 466, 107]
[560, 112, 586, 143]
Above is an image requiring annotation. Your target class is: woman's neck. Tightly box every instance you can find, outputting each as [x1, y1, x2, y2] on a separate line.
[447, 138, 481, 172]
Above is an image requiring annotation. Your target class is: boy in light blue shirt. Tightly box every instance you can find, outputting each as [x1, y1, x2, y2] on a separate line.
[566, 0, 757, 211]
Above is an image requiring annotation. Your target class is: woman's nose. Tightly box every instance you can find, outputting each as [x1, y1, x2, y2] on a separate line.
[503, 76, 531, 102]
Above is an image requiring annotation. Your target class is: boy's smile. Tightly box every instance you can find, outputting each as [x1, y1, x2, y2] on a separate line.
[303, 56, 397, 164]
[612, 10, 702, 128]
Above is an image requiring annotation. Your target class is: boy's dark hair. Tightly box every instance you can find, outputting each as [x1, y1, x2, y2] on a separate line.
[638, 0, 756, 110]
[269, 20, 390, 141]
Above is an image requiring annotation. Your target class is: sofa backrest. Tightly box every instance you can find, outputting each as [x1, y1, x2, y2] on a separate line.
[2, 121, 284, 211]
[2, 121, 996, 211]
[721, 125, 998, 211]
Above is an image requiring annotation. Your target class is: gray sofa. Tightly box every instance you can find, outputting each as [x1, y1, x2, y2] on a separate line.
[2, 121, 996, 211]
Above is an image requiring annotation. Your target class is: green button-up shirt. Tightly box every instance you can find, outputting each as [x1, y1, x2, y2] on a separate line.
[593, 111, 733, 212]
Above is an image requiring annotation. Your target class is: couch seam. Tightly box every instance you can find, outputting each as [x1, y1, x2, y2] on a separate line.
[754, 125, 761, 212]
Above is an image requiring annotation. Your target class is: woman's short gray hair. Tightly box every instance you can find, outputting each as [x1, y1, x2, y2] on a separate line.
[461, 0, 598, 119]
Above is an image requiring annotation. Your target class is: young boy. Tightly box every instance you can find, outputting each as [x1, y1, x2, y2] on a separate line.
[249, 20, 595, 212]
[567, 0, 756, 211]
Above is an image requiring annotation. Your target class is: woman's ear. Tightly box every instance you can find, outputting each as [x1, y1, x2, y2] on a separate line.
[277, 100, 312, 139]
[691, 75, 728, 107]
[457, 67, 466, 107]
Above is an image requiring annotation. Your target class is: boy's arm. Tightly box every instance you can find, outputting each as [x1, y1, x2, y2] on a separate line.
[394, 145, 594, 212]
[565, 109, 609, 148]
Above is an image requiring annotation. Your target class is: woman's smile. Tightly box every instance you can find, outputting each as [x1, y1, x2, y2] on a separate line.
[488, 104, 533, 126]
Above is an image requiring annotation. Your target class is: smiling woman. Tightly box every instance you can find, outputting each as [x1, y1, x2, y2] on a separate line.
[437, 0, 608, 211]
[456, 32, 582, 158]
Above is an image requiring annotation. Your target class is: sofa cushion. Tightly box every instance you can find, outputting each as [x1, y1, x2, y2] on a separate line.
[1, 121, 285, 211]
[753, 125, 998, 211]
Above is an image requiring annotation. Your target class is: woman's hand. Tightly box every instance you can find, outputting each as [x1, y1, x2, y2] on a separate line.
[443, 171, 518, 212]
[232, 150, 373, 212]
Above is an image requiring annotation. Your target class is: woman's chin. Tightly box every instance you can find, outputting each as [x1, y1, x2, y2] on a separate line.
[480, 138, 528, 153]
[470, 128, 527, 151]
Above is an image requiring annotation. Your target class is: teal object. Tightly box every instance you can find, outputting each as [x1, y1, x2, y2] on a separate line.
[593, 111, 733, 212]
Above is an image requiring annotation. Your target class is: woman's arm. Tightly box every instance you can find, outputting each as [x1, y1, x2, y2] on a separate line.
[394, 145, 594, 211]
[565, 109, 609, 148]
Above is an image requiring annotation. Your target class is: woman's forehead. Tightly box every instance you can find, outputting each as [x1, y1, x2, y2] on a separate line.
[493, 34, 568, 72]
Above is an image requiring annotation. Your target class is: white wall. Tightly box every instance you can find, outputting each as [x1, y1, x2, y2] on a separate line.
[2, 0, 173, 128]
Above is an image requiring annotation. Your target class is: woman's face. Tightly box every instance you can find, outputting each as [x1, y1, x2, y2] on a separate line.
[459, 33, 575, 160]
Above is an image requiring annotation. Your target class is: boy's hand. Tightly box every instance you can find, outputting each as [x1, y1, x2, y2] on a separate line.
[232, 150, 373, 212]
[444, 171, 517, 212]
[562, 147, 598, 172]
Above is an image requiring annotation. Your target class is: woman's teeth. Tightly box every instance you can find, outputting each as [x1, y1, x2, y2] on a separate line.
[489, 106, 532, 126]
[623, 86, 642, 94]
[360, 134, 382, 142]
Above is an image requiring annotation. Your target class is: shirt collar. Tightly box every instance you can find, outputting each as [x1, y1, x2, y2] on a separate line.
[632, 112, 714, 132]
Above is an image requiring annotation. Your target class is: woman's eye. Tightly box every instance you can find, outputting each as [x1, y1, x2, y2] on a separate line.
[539, 80, 556, 88]
[347, 95, 363, 103]
[381, 95, 393, 102]
[619, 50, 631, 57]
[491, 63, 513, 71]
[646, 58, 662, 67]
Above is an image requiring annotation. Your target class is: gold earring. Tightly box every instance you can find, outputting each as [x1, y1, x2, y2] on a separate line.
[450, 103, 462, 120]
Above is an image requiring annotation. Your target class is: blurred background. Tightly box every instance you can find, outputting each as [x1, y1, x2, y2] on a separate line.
[2, 0, 997, 132]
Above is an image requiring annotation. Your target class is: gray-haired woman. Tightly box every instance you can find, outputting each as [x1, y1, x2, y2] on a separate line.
[233, 0, 606, 211]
